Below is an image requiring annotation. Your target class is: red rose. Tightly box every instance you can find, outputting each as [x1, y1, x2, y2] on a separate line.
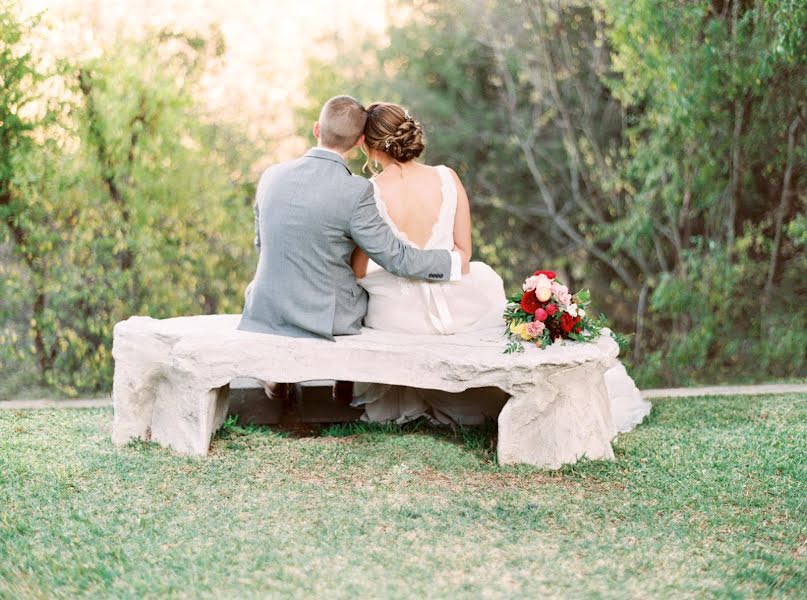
[520, 290, 541, 314]
[533, 270, 556, 280]
[560, 312, 582, 334]
[545, 303, 558, 316]
[534, 308, 548, 322]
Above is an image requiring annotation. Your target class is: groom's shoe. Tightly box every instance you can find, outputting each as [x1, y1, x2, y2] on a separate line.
[261, 381, 290, 402]
[333, 380, 354, 406]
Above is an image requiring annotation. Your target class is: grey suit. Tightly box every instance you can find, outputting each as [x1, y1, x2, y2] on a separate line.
[237, 148, 453, 340]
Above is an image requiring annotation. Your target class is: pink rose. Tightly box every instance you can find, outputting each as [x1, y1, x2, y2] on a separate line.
[534, 308, 548, 322]
[551, 282, 572, 307]
[526, 320, 545, 337]
[523, 273, 552, 294]
[522, 275, 539, 292]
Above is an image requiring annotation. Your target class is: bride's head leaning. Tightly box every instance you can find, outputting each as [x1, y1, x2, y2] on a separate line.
[362, 102, 425, 174]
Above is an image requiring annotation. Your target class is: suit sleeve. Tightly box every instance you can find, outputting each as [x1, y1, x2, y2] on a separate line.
[348, 184, 452, 281]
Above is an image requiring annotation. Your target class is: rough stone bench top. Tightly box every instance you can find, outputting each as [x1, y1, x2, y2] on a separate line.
[113, 314, 619, 396]
[112, 314, 632, 468]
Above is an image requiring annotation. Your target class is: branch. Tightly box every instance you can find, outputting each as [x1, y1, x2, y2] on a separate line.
[479, 12, 640, 290]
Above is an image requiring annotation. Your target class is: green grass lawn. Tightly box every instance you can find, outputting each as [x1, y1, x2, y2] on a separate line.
[1, 394, 805, 599]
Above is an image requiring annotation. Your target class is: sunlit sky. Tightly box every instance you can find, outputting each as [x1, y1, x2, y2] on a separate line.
[24, 0, 389, 160]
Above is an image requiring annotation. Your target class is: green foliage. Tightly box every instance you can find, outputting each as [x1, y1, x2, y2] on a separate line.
[301, 0, 806, 387]
[299, 3, 533, 286]
[1, 0, 804, 393]
[0, 6, 257, 394]
[604, 0, 807, 385]
[503, 340, 524, 354]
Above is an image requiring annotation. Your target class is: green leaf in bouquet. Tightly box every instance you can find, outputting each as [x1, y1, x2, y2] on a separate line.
[576, 289, 591, 305]
[504, 340, 524, 354]
[610, 330, 632, 356]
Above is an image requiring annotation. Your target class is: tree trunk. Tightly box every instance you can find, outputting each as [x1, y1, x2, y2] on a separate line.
[762, 115, 801, 309]
[1, 190, 54, 381]
[726, 98, 744, 255]
[31, 287, 55, 379]
[633, 283, 649, 364]
[78, 69, 135, 273]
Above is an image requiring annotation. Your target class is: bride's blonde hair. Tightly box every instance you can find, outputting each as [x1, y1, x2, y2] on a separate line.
[362, 102, 425, 174]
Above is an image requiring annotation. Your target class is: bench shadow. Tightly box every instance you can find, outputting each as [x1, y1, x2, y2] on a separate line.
[219, 381, 508, 461]
[319, 418, 500, 461]
[216, 413, 501, 462]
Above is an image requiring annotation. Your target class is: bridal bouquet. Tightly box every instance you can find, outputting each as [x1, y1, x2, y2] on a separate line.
[503, 270, 604, 353]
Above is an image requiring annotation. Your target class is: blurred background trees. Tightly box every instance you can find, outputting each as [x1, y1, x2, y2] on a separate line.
[1, 0, 804, 396]
[1, 4, 257, 394]
[302, 0, 806, 386]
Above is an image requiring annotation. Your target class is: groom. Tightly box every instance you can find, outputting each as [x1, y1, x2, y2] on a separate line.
[238, 94, 461, 342]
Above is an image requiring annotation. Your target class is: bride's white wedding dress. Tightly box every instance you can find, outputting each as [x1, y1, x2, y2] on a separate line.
[354, 165, 509, 425]
[354, 164, 651, 431]
[361, 166, 505, 335]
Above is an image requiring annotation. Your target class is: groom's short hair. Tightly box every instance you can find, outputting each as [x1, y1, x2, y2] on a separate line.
[319, 95, 367, 151]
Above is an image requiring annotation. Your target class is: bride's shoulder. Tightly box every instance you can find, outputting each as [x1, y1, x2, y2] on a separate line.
[433, 164, 459, 177]
[433, 164, 463, 185]
[367, 174, 386, 193]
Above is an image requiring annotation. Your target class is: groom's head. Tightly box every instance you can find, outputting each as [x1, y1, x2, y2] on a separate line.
[313, 95, 367, 153]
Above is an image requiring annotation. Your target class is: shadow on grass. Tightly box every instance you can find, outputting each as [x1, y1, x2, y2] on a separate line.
[321, 419, 500, 461]
[215, 414, 499, 462]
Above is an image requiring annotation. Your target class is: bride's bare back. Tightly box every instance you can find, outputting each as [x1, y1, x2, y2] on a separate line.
[374, 163, 446, 248]
[351, 162, 472, 278]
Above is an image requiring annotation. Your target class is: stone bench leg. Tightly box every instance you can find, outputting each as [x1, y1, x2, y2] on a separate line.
[497, 362, 615, 469]
[150, 383, 230, 455]
[113, 366, 230, 456]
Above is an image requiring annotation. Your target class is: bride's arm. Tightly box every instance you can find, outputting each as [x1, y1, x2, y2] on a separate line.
[351, 246, 369, 279]
[449, 168, 472, 274]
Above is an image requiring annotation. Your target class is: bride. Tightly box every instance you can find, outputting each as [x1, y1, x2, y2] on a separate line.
[352, 104, 505, 335]
[349, 102, 652, 432]
[350, 102, 509, 425]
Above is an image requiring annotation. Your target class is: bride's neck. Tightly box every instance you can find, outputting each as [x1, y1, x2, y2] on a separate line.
[378, 157, 417, 173]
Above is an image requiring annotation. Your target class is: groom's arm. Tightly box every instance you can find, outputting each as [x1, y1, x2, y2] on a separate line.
[348, 186, 462, 282]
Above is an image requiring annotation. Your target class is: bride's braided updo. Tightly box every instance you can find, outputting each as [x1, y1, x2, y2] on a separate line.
[363, 102, 425, 170]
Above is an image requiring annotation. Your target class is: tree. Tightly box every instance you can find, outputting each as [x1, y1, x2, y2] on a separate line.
[1, 8, 258, 394]
[300, 0, 806, 385]
[604, 0, 806, 382]
[0, 4, 59, 382]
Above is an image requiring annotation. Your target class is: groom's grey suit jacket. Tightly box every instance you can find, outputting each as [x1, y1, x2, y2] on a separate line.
[237, 148, 453, 340]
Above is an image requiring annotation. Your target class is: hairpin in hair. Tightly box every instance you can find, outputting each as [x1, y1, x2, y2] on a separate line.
[385, 139, 392, 150]
[404, 110, 413, 121]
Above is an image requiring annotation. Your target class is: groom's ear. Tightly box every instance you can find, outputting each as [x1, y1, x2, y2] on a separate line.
[353, 134, 365, 150]
[313, 121, 321, 141]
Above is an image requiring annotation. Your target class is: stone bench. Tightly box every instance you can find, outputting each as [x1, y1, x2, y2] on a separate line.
[112, 314, 647, 469]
